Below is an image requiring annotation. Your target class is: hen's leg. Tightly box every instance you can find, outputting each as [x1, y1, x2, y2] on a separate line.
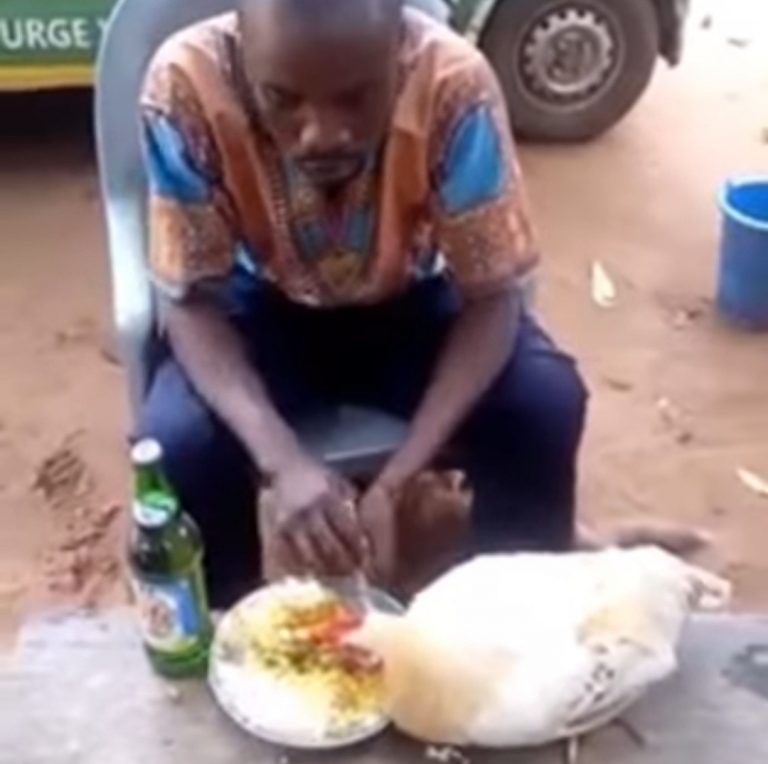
[563, 736, 580, 764]
[613, 716, 647, 747]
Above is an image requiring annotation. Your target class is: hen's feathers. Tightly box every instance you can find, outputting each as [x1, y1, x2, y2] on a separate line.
[351, 547, 729, 747]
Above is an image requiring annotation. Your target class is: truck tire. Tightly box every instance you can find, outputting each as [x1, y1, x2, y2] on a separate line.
[481, 0, 659, 141]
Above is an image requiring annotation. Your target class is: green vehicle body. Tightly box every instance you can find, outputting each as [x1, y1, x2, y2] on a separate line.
[2, 0, 488, 90]
[0, 0, 687, 140]
[0, 0, 108, 90]
[0, 0, 683, 89]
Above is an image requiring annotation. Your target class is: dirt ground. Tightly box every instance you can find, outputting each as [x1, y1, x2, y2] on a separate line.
[1, 1, 768, 641]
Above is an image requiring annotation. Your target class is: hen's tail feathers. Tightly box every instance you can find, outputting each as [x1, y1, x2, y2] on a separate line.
[685, 564, 731, 610]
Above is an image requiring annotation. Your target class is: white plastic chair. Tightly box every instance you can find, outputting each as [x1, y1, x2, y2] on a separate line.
[94, 0, 450, 475]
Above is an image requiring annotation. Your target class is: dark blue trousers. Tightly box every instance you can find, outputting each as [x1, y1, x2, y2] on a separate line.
[138, 272, 588, 606]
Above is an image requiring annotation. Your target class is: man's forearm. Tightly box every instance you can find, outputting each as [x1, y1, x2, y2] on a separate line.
[163, 297, 303, 476]
[378, 288, 520, 491]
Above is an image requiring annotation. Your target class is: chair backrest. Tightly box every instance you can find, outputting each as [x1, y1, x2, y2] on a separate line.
[95, 0, 449, 257]
[95, 0, 448, 228]
[95, 0, 239, 417]
[95, 0, 449, 417]
[96, 0, 237, 208]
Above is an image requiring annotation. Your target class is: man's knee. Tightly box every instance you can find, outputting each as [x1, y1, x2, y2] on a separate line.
[535, 358, 588, 453]
[470, 350, 589, 459]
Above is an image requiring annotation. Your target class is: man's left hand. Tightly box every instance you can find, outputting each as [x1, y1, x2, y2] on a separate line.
[358, 483, 398, 585]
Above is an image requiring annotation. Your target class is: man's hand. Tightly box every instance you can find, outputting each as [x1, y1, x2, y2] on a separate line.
[358, 483, 398, 585]
[272, 455, 364, 577]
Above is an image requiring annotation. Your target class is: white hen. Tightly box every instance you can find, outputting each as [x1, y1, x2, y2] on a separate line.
[350, 547, 730, 749]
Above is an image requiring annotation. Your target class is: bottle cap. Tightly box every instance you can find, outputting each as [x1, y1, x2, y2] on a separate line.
[131, 438, 163, 466]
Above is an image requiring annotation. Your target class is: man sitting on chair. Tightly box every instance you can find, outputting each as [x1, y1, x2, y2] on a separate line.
[138, 0, 588, 605]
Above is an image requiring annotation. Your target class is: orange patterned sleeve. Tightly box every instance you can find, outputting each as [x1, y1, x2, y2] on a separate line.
[429, 52, 539, 299]
[140, 57, 237, 299]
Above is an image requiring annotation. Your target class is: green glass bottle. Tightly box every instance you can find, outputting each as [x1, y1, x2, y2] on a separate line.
[128, 438, 213, 678]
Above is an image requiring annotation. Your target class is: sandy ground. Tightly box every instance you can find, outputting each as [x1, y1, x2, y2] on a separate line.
[1, 1, 768, 640]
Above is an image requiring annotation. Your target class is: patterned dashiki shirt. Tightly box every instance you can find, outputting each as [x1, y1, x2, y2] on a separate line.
[140, 8, 539, 307]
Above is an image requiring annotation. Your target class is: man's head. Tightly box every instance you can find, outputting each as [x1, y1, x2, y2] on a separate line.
[239, 0, 403, 187]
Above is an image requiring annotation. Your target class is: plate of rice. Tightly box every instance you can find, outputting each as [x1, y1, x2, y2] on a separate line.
[209, 578, 402, 749]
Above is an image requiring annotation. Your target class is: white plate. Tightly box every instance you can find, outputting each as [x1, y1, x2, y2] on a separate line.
[209, 581, 403, 750]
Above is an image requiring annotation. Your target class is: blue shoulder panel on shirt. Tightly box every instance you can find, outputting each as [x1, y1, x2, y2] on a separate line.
[143, 114, 211, 204]
[438, 103, 507, 216]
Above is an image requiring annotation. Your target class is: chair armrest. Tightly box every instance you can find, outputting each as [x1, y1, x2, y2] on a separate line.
[103, 195, 156, 422]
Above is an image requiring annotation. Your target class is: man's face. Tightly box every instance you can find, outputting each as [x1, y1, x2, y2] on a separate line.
[242, 11, 400, 187]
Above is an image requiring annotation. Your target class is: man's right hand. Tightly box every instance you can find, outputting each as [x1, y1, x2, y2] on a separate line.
[162, 299, 367, 577]
[270, 454, 365, 577]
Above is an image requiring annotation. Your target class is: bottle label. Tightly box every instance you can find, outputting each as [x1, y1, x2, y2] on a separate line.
[133, 499, 174, 529]
[132, 573, 206, 654]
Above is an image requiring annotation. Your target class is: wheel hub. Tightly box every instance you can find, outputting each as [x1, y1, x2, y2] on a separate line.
[522, 6, 617, 104]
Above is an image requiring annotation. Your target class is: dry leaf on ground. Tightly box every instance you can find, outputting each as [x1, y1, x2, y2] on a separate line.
[737, 468, 768, 498]
[590, 261, 617, 308]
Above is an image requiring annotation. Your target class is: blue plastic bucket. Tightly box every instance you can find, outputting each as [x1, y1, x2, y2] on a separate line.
[717, 178, 768, 329]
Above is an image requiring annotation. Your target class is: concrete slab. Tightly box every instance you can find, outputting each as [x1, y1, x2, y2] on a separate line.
[2, 612, 768, 764]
